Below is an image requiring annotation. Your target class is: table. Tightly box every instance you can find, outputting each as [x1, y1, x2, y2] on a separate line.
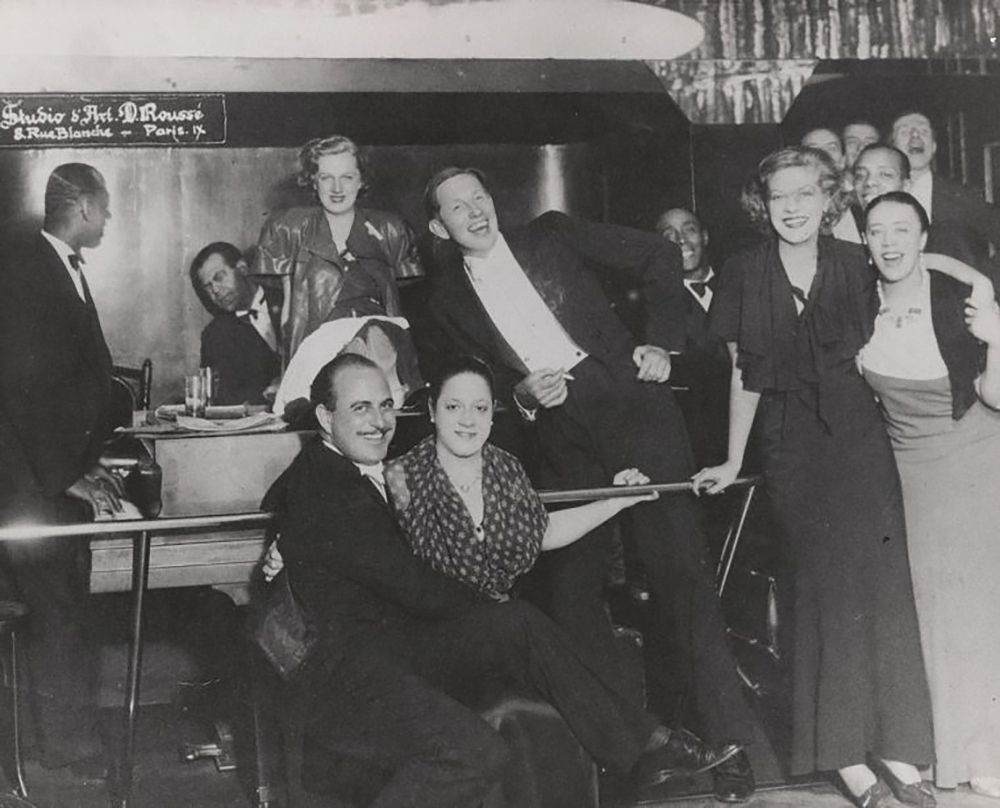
[90, 430, 311, 604]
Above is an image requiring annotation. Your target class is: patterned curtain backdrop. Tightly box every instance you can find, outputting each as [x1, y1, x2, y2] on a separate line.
[644, 0, 1000, 59]
[649, 59, 818, 123]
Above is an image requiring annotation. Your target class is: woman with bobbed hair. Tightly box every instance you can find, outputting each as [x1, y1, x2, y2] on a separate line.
[385, 354, 657, 601]
[255, 135, 423, 406]
[693, 147, 935, 807]
[860, 191, 1000, 799]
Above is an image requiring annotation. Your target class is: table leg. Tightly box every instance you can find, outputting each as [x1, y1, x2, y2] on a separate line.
[716, 483, 757, 597]
[114, 529, 152, 808]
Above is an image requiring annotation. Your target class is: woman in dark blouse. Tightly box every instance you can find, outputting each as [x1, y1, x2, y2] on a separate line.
[693, 147, 935, 808]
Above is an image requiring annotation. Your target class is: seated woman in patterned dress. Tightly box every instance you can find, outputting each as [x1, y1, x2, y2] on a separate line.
[384, 354, 655, 601]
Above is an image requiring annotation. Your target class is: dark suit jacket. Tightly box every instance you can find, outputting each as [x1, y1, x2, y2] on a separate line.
[932, 174, 1000, 266]
[200, 286, 281, 405]
[424, 211, 686, 406]
[0, 233, 113, 518]
[261, 438, 477, 672]
[670, 275, 731, 467]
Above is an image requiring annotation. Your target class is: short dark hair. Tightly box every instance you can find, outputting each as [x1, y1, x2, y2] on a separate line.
[423, 166, 490, 221]
[310, 353, 381, 410]
[864, 190, 930, 233]
[854, 143, 911, 180]
[297, 135, 367, 187]
[43, 163, 106, 228]
[741, 146, 849, 234]
[189, 241, 244, 287]
[428, 354, 496, 408]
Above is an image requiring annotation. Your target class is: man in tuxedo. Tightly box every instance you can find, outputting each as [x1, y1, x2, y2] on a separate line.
[655, 208, 730, 469]
[0, 162, 122, 775]
[262, 353, 734, 806]
[890, 110, 1000, 264]
[421, 167, 759, 801]
[190, 241, 281, 405]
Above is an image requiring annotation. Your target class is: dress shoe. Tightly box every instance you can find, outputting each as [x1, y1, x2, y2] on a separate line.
[632, 727, 741, 787]
[712, 748, 755, 802]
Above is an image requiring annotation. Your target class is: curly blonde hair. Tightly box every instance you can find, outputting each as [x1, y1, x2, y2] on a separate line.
[741, 146, 850, 235]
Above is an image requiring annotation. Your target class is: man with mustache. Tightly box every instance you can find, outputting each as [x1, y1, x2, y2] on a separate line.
[190, 241, 281, 406]
[890, 110, 1000, 265]
[262, 353, 735, 806]
[420, 168, 760, 802]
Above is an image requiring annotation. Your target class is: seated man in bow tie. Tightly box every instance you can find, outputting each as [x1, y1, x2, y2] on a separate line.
[190, 242, 281, 406]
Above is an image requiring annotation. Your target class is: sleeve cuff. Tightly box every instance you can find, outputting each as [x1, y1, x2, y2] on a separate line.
[513, 395, 538, 422]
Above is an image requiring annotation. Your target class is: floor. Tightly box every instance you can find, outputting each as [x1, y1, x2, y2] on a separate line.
[5, 504, 993, 808]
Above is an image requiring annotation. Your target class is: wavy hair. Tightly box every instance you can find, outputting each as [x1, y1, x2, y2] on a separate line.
[297, 135, 367, 191]
[741, 146, 849, 235]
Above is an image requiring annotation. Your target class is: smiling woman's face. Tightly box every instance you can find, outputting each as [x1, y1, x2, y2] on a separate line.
[865, 199, 928, 284]
[432, 372, 494, 460]
[766, 165, 829, 246]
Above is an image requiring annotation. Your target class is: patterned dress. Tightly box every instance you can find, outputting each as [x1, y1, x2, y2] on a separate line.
[385, 437, 549, 599]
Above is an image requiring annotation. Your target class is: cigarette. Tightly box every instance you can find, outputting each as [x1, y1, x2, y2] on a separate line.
[563, 373, 575, 381]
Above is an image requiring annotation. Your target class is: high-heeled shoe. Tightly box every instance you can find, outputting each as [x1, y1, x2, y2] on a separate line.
[851, 780, 896, 808]
[882, 773, 936, 807]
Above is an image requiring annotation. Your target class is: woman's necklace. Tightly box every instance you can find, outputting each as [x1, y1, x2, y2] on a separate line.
[878, 266, 927, 330]
[452, 472, 482, 494]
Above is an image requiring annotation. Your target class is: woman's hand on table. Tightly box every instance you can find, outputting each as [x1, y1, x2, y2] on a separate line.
[610, 468, 659, 510]
[691, 460, 740, 496]
[262, 542, 285, 582]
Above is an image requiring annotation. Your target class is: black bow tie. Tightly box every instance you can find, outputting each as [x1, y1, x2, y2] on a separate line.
[68, 253, 82, 271]
[689, 281, 709, 299]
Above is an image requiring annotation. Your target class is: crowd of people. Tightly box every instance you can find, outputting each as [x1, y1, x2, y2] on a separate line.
[1, 110, 999, 807]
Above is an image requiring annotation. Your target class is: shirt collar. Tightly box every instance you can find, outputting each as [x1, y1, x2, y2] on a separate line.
[463, 233, 510, 281]
[321, 439, 385, 483]
[41, 230, 80, 269]
[683, 267, 714, 287]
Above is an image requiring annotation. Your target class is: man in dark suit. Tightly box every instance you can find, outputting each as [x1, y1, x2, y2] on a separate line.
[655, 208, 731, 469]
[0, 162, 122, 774]
[421, 168, 759, 801]
[190, 241, 281, 406]
[891, 110, 1000, 265]
[262, 353, 733, 806]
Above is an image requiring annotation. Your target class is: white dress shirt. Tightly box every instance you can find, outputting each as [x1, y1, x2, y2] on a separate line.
[464, 235, 586, 374]
[683, 268, 715, 312]
[236, 285, 279, 353]
[41, 230, 85, 301]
